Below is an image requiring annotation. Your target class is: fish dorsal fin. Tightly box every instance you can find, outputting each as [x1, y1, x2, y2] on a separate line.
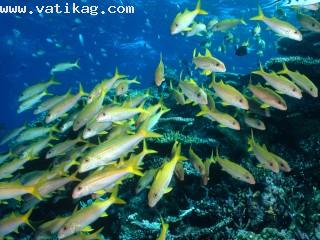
[205, 48, 213, 57]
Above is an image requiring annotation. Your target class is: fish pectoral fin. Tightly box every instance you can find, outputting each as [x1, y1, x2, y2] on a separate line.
[94, 189, 107, 195]
[260, 103, 270, 109]
[201, 70, 212, 76]
[275, 90, 284, 94]
[164, 187, 173, 194]
[182, 27, 193, 32]
[81, 226, 94, 232]
[256, 164, 263, 168]
[100, 212, 108, 217]
[99, 131, 108, 135]
[218, 124, 227, 128]
[221, 101, 230, 106]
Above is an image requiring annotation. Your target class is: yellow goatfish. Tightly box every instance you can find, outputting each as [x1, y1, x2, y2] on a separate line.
[296, 12, 320, 33]
[46, 84, 86, 124]
[193, 48, 226, 75]
[252, 64, 302, 99]
[209, 75, 248, 110]
[278, 63, 318, 97]
[148, 142, 187, 207]
[0, 209, 34, 237]
[216, 148, 255, 184]
[250, 6, 302, 41]
[156, 216, 169, 240]
[58, 186, 125, 239]
[197, 103, 240, 130]
[248, 83, 288, 111]
[50, 59, 80, 75]
[73, 157, 143, 199]
[88, 67, 126, 104]
[244, 116, 266, 131]
[0, 181, 42, 201]
[189, 147, 205, 176]
[171, 0, 208, 35]
[19, 77, 60, 102]
[248, 131, 279, 173]
[211, 18, 247, 32]
[155, 53, 165, 86]
[78, 125, 161, 173]
[179, 78, 208, 105]
[73, 88, 107, 131]
[136, 168, 157, 194]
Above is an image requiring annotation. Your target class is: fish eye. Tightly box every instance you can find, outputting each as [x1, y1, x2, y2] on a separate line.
[232, 121, 236, 125]
[292, 88, 296, 92]
[277, 100, 282, 104]
[84, 159, 89, 163]
[269, 163, 273, 167]
[47, 113, 51, 117]
[87, 128, 92, 132]
[280, 163, 284, 167]
[153, 193, 158, 197]
[197, 93, 201, 98]
[102, 112, 106, 116]
[310, 87, 313, 91]
[77, 186, 82, 191]
[175, 23, 178, 27]
[216, 63, 220, 67]
[257, 122, 261, 126]
[239, 99, 243, 103]
[246, 176, 250, 179]
[63, 226, 67, 231]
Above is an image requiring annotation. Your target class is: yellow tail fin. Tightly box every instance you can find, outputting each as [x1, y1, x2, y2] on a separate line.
[250, 6, 265, 21]
[195, 0, 208, 15]
[21, 208, 35, 231]
[109, 185, 126, 205]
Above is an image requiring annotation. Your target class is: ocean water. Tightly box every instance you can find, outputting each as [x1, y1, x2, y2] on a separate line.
[0, 0, 320, 239]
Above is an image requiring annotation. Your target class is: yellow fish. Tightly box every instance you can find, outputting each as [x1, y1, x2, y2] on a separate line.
[155, 53, 165, 86]
[171, 0, 208, 35]
[156, 216, 169, 240]
[0, 209, 34, 237]
[215, 148, 256, 184]
[148, 142, 187, 207]
[193, 48, 226, 75]
[209, 75, 248, 110]
[250, 6, 302, 41]
[278, 63, 318, 97]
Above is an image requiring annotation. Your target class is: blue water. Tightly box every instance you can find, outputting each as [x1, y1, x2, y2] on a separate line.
[0, 0, 288, 132]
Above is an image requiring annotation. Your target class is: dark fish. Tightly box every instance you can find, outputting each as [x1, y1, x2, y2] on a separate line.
[235, 45, 248, 56]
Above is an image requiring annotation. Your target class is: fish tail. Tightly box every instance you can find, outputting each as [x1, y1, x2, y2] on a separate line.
[114, 67, 127, 80]
[49, 76, 61, 85]
[196, 110, 208, 117]
[27, 185, 43, 201]
[130, 77, 141, 85]
[74, 58, 80, 69]
[195, 0, 208, 15]
[142, 140, 158, 155]
[193, 48, 197, 58]
[78, 83, 87, 96]
[209, 73, 216, 88]
[172, 141, 188, 161]
[87, 227, 104, 240]
[248, 129, 255, 152]
[109, 185, 126, 205]
[240, 17, 247, 25]
[138, 124, 162, 139]
[125, 156, 144, 177]
[250, 6, 265, 21]
[21, 208, 35, 231]
[278, 62, 289, 74]
[68, 171, 81, 182]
